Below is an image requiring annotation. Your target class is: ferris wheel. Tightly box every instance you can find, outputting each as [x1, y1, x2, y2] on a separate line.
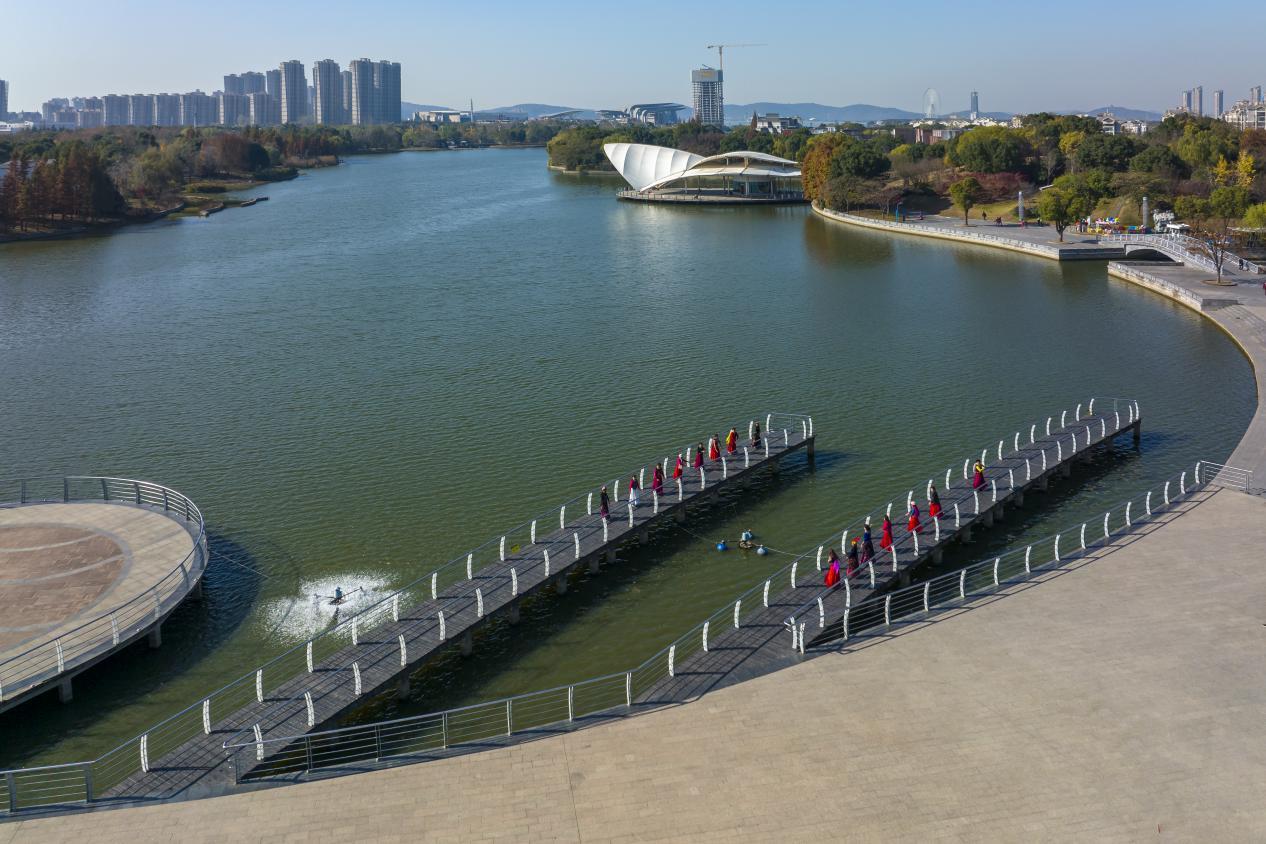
[923, 88, 941, 119]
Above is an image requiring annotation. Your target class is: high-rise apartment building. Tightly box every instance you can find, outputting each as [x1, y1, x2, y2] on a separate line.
[76, 109, 104, 129]
[240, 72, 266, 95]
[266, 69, 282, 98]
[375, 60, 401, 123]
[128, 94, 154, 126]
[224, 74, 244, 95]
[218, 93, 250, 126]
[312, 59, 344, 124]
[247, 92, 280, 126]
[692, 67, 724, 127]
[348, 58, 377, 124]
[1253, 86, 1264, 105]
[0, 79, 8, 119]
[180, 91, 217, 126]
[341, 70, 353, 119]
[1181, 89, 1192, 112]
[970, 91, 979, 119]
[1213, 90, 1224, 118]
[279, 60, 307, 124]
[102, 94, 129, 126]
[1195, 85, 1203, 117]
[153, 93, 181, 126]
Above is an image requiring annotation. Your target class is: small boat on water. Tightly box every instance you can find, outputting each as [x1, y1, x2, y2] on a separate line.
[257, 196, 270, 202]
[240, 198, 258, 207]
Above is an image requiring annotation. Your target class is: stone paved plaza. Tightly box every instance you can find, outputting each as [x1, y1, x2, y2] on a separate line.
[9, 487, 1265, 842]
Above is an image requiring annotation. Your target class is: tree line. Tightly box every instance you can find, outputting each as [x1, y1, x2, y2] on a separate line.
[1, 120, 568, 233]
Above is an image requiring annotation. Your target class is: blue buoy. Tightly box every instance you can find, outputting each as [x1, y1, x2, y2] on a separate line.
[756, 545, 769, 556]
[716, 540, 728, 552]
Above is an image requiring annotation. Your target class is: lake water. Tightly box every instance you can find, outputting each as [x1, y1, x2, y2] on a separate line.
[0, 147, 1254, 766]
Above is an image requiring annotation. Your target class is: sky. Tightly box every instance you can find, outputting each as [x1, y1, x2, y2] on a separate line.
[4, 0, 1264, 115]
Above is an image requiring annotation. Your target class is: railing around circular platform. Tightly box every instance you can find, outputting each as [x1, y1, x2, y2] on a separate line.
[0, 477, 208, 710]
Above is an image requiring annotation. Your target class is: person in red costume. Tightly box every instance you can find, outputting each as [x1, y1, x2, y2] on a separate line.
[673, 454, 684, 479]
[725, 427, 738, 454]
[907, 502, 921, 534]
[708, 435, 720, 461]
[928, 484, 943, 519]
[693, 444, 705, 469]
[824, 549, 841, 587]
[880, 515, 894, 550]
[651, 465, 664, 495]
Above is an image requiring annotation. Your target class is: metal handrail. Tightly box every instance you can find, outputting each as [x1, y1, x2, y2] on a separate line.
[222, 398, 1132, 771]
[0, 413, 811, 813]
[1102, 232, 1260, 275]
[226, 452, 1218, 787]
[784, 458, 1238, 650]
[776, 397, 1137, 631]
[219, 411, 813, 747]
[0, 476, 208, 705]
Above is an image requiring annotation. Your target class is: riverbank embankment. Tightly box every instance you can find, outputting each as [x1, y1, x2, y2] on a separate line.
[813, 204, 1125, 261]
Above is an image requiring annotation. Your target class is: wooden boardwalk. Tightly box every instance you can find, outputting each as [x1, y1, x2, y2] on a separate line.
[100, 416, 814, 804]
[636, 400, 1141, 707]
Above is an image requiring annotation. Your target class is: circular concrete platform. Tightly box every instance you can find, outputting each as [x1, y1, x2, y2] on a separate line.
[0, 479, 206, 711]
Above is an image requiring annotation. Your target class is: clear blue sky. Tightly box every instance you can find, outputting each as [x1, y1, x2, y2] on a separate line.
[5, 0, 1263, 114]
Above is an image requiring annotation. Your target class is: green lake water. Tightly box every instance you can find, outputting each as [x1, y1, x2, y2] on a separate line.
[0, 147, 1255, 766]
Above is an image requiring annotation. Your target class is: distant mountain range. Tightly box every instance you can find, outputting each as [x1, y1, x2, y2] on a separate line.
[1079, 105, 1163, 121]
[401, 100, 1165, 125]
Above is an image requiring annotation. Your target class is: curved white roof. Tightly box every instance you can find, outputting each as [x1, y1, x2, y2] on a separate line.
[604, 142, 801, 193]
[603, 143, 703, 191]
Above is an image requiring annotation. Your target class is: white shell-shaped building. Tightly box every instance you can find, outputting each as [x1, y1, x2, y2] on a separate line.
[603, 142, 804, 203]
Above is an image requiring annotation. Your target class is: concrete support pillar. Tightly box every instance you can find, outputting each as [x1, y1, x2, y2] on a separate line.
[932, 548, 943, 565]
[1133, 421, 1142, 446]
[806, 438, 816, 465]
[58, 676, 73, 704]
[983, 509, 994, 528]
[1036, 476, 1048, 492]
[555, 576, 568, 596]
[397, 675, 411, 700]
[1014, 491, 1025, 507]
[1060, 462, 1072, 479]
[507, 603, 521, 625]
[770, 459, 781, 474]
[961, 524, 974, 542]
[460, 631, 473, 657]
[191, 579, 204, 600]
[605, 549, 617, 564]
[638, 528, 649, 545]
[148, 624, 162, 649]
[674, 508, 686, 524]
[589, 557, 601, 574]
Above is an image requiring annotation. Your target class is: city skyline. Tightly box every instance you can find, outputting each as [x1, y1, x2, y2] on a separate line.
[4, 0, 1265, 116]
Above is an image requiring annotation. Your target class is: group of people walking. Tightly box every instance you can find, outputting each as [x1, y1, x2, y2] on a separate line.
[597, 422, 765, 522]
[822, 475, 961, 588]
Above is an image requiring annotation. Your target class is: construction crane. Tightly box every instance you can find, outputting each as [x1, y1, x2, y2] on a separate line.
[705, 43, 766, 71]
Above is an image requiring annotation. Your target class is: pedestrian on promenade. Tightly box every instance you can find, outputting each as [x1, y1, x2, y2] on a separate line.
[709, 435, 721, 462]
[693, 444, 705, 470]
[652, 464, 664, 495]
[845, 539, 860, 578]
[880, 514, 894, 551]
[907, 501, 922, 534]
[973, 460, 986, 490]
[673, 453, 684, 480]
[1261, 280, 1265, 297]
[928, 484, 943, 519]
[861, 527, 876, 566]
[725, 427, 738, 454]
[751, 421, 762, 449]
[600, 486, 610, 520]
[628, 474, 640, 507]
[825, 548, 841, 587]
